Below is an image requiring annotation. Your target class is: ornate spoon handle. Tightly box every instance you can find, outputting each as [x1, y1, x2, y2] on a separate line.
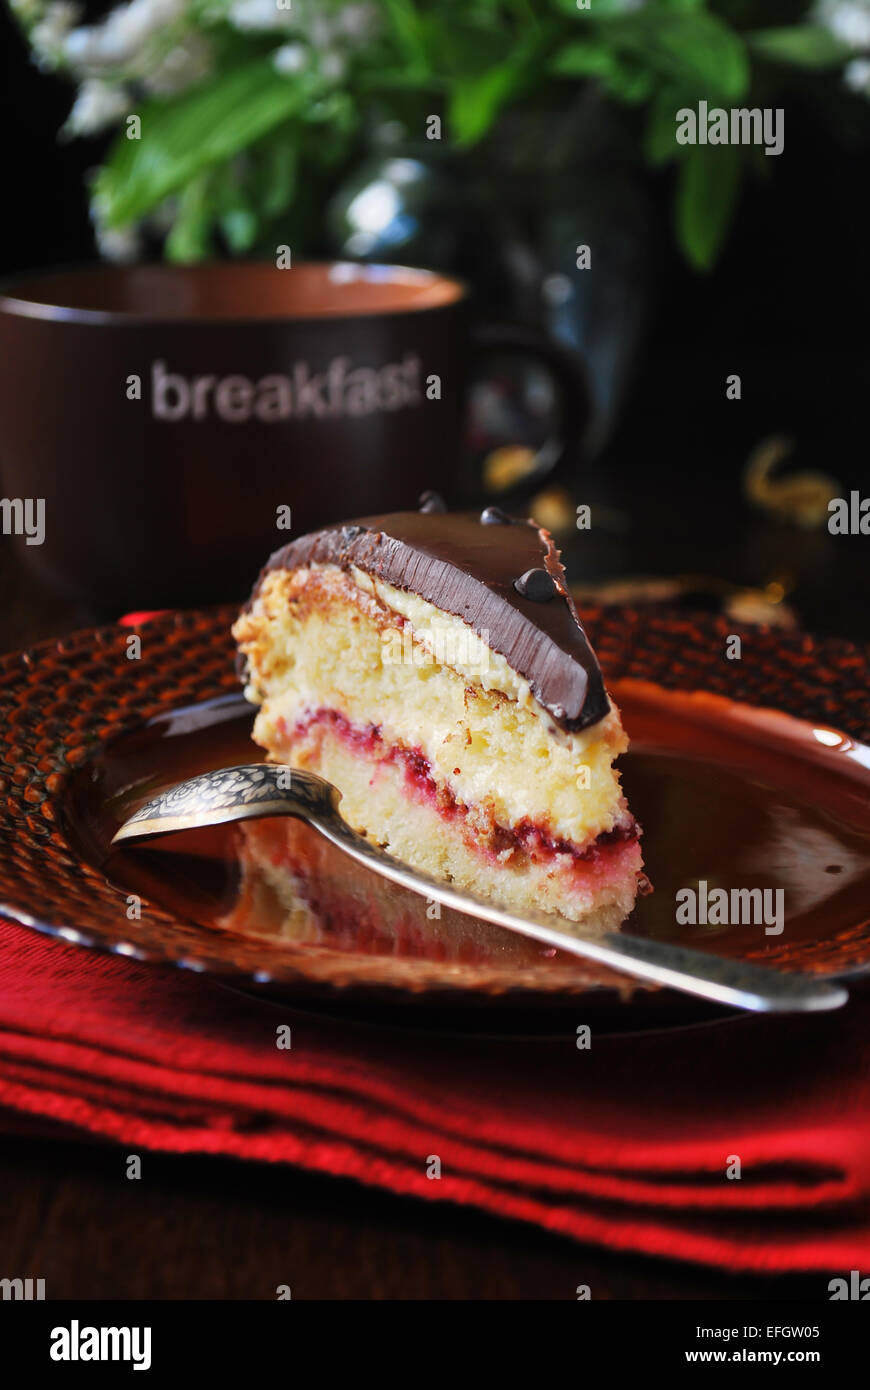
[113, 765, 848, 1014]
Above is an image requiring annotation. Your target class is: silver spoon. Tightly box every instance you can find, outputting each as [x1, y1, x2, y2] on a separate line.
[112, 764, 848, 1014]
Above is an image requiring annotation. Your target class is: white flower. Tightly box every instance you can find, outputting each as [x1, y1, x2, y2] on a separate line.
[319, 49, 345, 81]
[308, 13, 334, 48]
[228, 1, 377, 49]
[844, 55, 870, 91]
[64, 0, 188, 74]
[64, 77, 131, 134]
[11, 0, 47, 23]
[142, 32, 214, 94]
[30, 2, 80, 68]
[812, 0, 870, 49]
[334, 4, 379, 44]
[273, 42, 307, 75]
[94, 221, 142, 262]
[228, 0, 296, 31]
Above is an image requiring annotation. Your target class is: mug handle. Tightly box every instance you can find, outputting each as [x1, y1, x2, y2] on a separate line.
[468, 321, 594, 502]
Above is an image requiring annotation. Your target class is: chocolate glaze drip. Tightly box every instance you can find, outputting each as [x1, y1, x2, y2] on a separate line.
[251, 511, 610, 731]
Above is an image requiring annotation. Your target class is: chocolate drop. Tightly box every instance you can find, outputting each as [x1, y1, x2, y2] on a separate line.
[418, 490, 447, 514]
[514, 568, 557, 602]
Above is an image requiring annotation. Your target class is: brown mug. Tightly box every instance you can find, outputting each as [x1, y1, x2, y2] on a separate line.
[0, 261, 591, 609]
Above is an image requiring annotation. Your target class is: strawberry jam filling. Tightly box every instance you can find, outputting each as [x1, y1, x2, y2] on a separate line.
[276, 708, 640, 875]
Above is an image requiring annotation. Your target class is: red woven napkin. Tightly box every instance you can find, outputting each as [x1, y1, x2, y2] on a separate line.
[1, 915, 869, 1274]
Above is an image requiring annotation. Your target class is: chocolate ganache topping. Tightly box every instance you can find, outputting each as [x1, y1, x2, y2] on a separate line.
[252, 508, 610, 731]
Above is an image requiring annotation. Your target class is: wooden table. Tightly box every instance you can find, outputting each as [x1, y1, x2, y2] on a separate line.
[0, 543, 843, 1300]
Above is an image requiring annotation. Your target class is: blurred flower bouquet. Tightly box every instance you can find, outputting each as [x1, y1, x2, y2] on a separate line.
[11, 0, 870, 267]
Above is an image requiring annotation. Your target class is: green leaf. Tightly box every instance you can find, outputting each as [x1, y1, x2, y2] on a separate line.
[748, 26, 854, 69]
[551, 41, 653, 103]
[606, 58, 654, 104]
[305, 89, 357, 135]
[602, 11, 750, 101]
[220, 206, 259, 253]
[213, 168, 259, 254]
[94, 60, 317, 228]
[361, 68, 446, 91]
[449, 29, 542, 145]
[551, 0, 637, 15]
[165, 175, 214, 264]
[675, 142, 742, 270]
[645, 87, 690, 165]
[380, 0, 433, 77]
[555, 0, 707, 15]
[550, 42, 617, 80]
[450, 64, 520, 144]
[257, 139, 297, 219]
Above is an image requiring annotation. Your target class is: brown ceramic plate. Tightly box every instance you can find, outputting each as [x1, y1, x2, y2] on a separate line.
[1, 607, 870, 1032]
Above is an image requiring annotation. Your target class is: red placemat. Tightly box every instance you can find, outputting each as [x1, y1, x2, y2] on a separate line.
[1, 915, 869, 1274]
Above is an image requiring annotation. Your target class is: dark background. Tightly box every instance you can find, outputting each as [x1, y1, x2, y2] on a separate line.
[2, 5, 869, 636]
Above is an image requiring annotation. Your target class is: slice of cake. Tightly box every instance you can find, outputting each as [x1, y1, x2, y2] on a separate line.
[232, 497, 643, 927]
